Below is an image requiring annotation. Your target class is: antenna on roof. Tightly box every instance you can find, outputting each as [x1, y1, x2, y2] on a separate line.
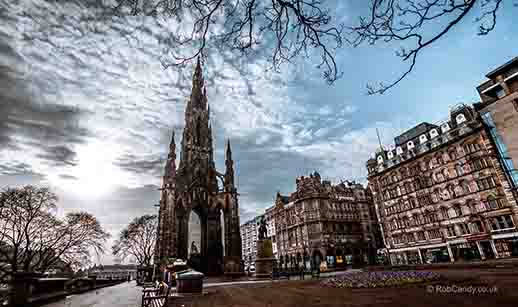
[376, 128, 383, 151]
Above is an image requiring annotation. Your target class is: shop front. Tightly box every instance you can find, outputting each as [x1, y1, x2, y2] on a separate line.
[492, 232, 518, 258]
[421, 247, 450, 263]
[450, 242, 482, 261]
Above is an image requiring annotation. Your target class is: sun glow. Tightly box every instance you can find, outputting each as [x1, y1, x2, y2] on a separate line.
[48, 139, 128, 199]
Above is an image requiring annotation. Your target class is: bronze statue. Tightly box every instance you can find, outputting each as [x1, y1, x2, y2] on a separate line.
[258, 217, 267, 240]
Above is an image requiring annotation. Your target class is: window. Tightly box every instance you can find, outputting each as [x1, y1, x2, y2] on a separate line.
[486, 196, 501, 210]
[471, 221, 483, 233]
[461, 180, 471, 194]
[496, 88, 506, 99]
[456, 114, 467, 124]
[428, 229, 442, 239]
[416, 231, 426, 241]
[477, 176, 496, 190]
[458, 223, 470, 235]
[490, 215, 515, 231]
[446, 226, 456, 237]
[514, 98, 518, 112]
[441, 207, 449, 219]
[453, 205, 462, 217]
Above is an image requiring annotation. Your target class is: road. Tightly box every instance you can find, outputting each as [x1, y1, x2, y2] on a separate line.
[41, 281, 141, 307]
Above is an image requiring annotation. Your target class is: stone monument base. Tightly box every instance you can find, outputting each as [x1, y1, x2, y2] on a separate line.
[223, 256, 244, 278]
[255, 239, 275, 278]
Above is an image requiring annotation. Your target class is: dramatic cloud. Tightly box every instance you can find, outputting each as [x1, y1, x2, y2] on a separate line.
[2, 0, 516, 264]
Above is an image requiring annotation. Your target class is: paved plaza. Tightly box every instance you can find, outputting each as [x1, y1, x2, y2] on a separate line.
[41, 281, 141, 307]
[39, 268, 518, 307]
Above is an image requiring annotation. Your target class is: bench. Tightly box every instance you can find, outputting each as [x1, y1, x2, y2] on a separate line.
[141, 282, 171, 307]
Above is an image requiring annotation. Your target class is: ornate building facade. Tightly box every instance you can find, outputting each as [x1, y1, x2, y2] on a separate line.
[266, 173, 381, 270]
[155, 59, 242, 275]
[367, 104, 518, 265]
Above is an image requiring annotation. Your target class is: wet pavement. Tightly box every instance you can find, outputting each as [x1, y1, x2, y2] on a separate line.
[41, 281, 141, 307]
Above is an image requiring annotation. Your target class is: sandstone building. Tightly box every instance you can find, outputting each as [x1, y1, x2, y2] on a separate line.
[155, 59, 242, 275]
[366, 104, 518, 264]
[265, 173, 381, 269]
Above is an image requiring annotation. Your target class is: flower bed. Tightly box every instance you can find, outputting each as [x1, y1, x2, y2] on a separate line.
[321, 271, 442, 288]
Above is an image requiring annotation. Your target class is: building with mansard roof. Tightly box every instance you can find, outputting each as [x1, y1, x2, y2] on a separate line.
[366, 102, 518, 265]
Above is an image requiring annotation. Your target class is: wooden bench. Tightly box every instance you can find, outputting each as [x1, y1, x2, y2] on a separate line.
[141, 282, 171, 307]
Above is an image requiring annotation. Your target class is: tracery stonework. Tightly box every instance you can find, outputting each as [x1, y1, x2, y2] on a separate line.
[155, 59, 242, 275]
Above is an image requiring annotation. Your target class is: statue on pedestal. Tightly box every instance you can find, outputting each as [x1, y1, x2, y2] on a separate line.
[255, 217, 275, 278]
[258, 217, 268, 240]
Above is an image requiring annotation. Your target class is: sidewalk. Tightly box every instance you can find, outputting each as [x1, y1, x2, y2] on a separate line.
[203, 269, 360, 286]
[367, 257, 518, 271]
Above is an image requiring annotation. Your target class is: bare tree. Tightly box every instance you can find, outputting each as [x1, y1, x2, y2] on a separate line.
[92, 0, 344, 84]
[0, 185, 110, 284]
[348, 0, 515, 95]
[112, 214, 157, 266]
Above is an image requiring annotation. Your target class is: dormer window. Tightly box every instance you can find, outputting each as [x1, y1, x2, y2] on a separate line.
[456, 114, 467, 124]
[396, 146, 403, 155]
[377, 155, 384, 164]
[441, 123, 450, 133]
[419, 134, 428, 144]
[429, 129, 439, 138]
[407, 141, 415, 150]
[387, 151, 394, 159]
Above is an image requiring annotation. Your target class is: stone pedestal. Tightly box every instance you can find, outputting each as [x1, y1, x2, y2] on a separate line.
[255, 239, 275, 278]
[223, 256, 244, 278]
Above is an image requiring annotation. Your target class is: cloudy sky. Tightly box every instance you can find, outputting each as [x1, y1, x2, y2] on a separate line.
[1, 1, 517, 264]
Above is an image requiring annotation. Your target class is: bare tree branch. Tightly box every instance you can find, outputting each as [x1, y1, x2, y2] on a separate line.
[112, 214, 157, 266]
[93, 0, 344, 84]
[0, 186, 109, 284]
[348, 0, 513, 95]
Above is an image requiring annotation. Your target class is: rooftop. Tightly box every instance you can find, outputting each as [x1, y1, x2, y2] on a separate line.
[485, 56, 518, 79]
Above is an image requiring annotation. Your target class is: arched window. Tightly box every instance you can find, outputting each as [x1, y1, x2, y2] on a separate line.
[436, 153, 444, 165]
[456, 113, 467, 124]
[396, 186, 402, 196]
[435, 172, 444, 182]
[447, 184, 456, 198]
[430, 129, 439, 138]
[431, 191, 439, 203]
[449, 149, 458, 161]
[442, 168, 449, 179]
[387, 151, 394, 159]
[407, 141, 415, 150]
[486, 195, 500, 210]
[377, 155, 384, 164]
[441, 123, 450, 133]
